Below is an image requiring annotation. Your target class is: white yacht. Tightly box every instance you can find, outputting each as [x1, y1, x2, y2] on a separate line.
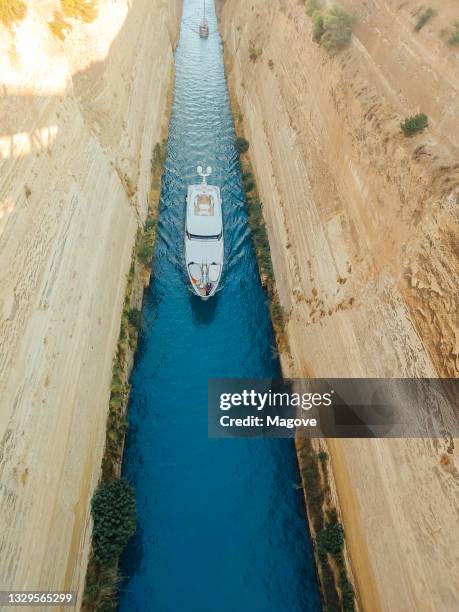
[199, 0, 209, 38]
[185, 166, 224, 299]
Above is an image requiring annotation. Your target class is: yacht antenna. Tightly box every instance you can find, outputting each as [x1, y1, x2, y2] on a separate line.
[197, 165, 212, 185]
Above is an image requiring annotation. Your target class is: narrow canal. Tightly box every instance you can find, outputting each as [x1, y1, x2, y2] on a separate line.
[119, 1, 321, 610]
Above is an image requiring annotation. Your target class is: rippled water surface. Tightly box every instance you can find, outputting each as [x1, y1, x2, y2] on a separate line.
[119, 1, 321, 610]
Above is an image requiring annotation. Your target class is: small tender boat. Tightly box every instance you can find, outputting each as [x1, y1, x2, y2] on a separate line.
[199, 0, 209, 38]
[185, 166, 224, 299]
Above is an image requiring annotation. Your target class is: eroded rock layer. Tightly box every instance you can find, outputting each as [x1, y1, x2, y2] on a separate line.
[219, 1, 458, 610]
[0, 0, 180, 602]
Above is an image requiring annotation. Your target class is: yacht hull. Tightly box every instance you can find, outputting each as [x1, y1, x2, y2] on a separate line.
[184, 172, 224, 299]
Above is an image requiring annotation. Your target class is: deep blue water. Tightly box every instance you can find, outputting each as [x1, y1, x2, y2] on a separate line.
[118, 1, 321, 610]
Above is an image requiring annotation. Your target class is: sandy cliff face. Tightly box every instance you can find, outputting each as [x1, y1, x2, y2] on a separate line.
[220, 0, 458, 610]
[0, 0, 180, 602]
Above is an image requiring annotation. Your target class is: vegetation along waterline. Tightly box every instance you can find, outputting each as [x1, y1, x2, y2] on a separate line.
[82, 117, 171, 610]
[117, 1, 321, 610]
[217, 1, 459, 610]
[296, 437, 356, 611]
[225, 74, 288, 354]
[0, 0, 458, 610]
[218, 5, 359, 609]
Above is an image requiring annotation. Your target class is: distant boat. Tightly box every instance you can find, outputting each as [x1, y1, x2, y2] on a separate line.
[185, 166, 224, 299]
[199, 0, 209, 38]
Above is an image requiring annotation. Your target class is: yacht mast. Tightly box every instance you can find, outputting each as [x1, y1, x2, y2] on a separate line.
[197, 165, 212, 186]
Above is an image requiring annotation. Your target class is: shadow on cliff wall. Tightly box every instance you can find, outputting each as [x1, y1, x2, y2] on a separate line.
[0, 0, 178, 148]
[0, 0, 177, 238]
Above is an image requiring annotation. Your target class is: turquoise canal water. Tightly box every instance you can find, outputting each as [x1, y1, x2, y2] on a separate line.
[119, 1, 321, 610]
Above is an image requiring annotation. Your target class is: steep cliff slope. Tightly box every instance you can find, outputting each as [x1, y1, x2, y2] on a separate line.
[220, 0, 458, 610]
[0, 0, 180, 602]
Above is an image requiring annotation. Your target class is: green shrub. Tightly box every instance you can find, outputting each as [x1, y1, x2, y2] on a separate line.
[312, 11, 325, 43]
[448, 21, 459, 46]
[145, 217, 157, 232]
[235, 137, 250, 154]
[83, 565, 120, 611]
[270, 297, 285, 330]
[91, 478, 136, 566]
[318, 450, 329, 463]
[340, 570, 356, 611]
[245, 196, 276, 288]
[104, 408, 127, 466]
[317, 521, 345, 556]
[62, 0, 98, 23]
[305, 0, 321, 17]
[0, 0, 27, 28]
[243, 176, 255, 192]
[321, 5, 352, 54]
[327, 507, 338, 524]
[400, 113, 428, 136]
[137, 241, 152, 266]
[127, 308, 142, 329]
[110, 372, 124, 397]
[414, 8, 435, 32]
[297, 439, 325, 533]
[249, 45, 262, 61]
[321, 565, 341, 610]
